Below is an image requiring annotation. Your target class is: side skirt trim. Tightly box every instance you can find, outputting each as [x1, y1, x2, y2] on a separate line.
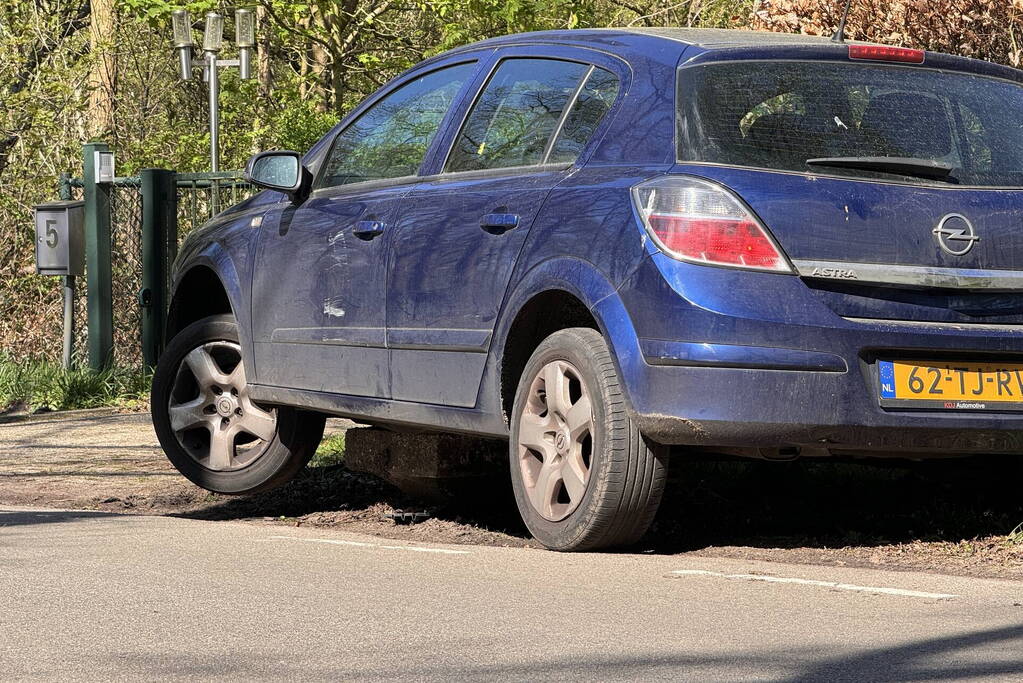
[247, 383, 509, 438]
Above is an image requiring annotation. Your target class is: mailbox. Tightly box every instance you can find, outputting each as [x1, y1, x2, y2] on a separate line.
[34, 200, 85, 276]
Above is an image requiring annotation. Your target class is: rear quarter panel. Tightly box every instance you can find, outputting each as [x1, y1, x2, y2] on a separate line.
[489, 41, 686, 413]
[492, 164, 670, 405]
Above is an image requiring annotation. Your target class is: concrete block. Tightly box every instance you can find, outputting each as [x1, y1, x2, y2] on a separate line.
[344, 427, 507, 502]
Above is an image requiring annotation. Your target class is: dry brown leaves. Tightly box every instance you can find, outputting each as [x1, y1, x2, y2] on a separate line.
[751, 0, 1023, 66]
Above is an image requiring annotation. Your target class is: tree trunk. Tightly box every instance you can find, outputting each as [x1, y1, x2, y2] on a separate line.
[88, 0, 118, 141]
[298, 15, 312, 101]
[256, 5, 273, 99]
[252, 5, 273, 152]
[311, 41, 330, 112]
[308, 4, 332, 112]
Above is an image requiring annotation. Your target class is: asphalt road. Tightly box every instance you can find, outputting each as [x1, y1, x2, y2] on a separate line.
[2, 507, 1022, 681]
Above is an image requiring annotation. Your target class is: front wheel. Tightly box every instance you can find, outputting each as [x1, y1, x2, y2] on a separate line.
[509, 328, 668, 551]
[151, 314, 325, 494]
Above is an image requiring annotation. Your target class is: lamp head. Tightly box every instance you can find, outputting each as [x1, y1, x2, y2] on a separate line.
[171, 9, 194, 49]
[235, 9, 255, 49]
[203, 12, 224, 52]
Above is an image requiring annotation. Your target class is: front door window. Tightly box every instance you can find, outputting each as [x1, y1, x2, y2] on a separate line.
[318, 62, 477, 188]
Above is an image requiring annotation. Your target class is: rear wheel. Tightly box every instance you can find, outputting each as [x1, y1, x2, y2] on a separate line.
[509, 328, 667, 551]
[151, 314, 325, 494]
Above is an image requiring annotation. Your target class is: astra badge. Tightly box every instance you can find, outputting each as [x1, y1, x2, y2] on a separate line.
[933, 214, 979, 256]
[810, 266, 858, 280]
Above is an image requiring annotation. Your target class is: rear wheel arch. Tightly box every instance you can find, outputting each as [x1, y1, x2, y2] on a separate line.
[499, 289, 600, 422]
[166, 265, 233, 342]
[495, 258, 646, 426]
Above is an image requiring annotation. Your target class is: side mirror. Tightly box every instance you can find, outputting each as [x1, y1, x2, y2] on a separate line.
[243, 150, 310, 202]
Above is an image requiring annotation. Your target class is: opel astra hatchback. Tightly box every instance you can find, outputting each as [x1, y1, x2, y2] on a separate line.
[152, 28, 1023, 551]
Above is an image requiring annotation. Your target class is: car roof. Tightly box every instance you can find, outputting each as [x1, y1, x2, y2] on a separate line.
[433, 27, 1023, 84]
[430, 27, 872, 72]
[621, 27, 843, 47]
[443, 27, 842, 57]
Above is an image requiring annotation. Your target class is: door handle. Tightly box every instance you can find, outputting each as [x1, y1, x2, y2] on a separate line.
[353, 219, 386, 240]
[480, 212, 520, 234]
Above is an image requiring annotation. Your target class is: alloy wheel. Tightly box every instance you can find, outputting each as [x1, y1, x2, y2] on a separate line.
[167, 341, 277, 471]
[517, 359, 595, 521]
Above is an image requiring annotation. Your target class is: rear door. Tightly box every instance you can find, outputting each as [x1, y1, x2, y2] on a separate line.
[386, 50, 623, 406]
[676, 56, 1023, 323]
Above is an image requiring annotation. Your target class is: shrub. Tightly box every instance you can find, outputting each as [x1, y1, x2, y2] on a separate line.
[751, 0, 1023, 67]
[0, 355, 150, 412]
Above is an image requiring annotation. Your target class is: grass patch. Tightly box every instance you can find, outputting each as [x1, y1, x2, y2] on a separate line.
[1007, 523, 1023, 547]
[312, 432, 346, 468]
[0, 355, 151, 412]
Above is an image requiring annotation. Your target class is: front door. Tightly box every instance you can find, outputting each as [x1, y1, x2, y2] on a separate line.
[251, 186, 405, 397]
[251, 60, 480, 397]
[388, 57, 622, 407]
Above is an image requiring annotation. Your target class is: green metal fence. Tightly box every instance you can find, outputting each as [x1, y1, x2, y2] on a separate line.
[60, 143, 256, 371]
[176, 172, 255, 239]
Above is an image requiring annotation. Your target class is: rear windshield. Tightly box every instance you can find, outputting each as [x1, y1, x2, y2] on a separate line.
[677, 61, 1023, 187]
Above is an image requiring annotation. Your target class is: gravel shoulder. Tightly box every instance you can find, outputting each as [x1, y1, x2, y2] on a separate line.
[1, 411, 1021, 578]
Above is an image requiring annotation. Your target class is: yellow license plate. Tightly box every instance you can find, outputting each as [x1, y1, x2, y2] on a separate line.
[879, 360, 1023, 410]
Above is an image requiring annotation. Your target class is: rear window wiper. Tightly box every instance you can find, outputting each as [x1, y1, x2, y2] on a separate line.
[805, 156, 957, 182]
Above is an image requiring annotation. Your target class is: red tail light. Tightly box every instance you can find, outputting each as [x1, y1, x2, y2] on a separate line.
[631, 176, 792, 273]
[849, 44, 925, 64]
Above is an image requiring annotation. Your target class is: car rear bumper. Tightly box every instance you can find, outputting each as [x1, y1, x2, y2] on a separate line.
[629, 360, 1023, 455]
[613, 254, 1023, 456]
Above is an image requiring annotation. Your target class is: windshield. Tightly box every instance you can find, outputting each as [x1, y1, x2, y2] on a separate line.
[677, 60, 1023, 187]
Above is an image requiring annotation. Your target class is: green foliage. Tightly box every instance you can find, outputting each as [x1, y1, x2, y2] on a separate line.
[263, 99, 341, 154]
[312, 433, 346, 468]
[0, 355, 151, 412]
[0, 2, 93, 362]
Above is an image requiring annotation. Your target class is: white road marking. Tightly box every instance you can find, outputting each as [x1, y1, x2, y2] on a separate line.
[670, 569, 956, 600]
[266, 535, 470, 555]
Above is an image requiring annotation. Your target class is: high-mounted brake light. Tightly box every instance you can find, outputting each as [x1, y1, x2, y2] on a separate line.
[631, 176, 792, 273]
[849, 44, 925, 64]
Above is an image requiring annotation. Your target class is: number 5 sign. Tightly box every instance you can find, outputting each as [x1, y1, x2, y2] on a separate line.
[43, 219, 59, 248]
[34, 200, 84, 276]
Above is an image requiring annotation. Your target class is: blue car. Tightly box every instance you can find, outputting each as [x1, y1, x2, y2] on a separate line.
[152, 28, 1023, 551]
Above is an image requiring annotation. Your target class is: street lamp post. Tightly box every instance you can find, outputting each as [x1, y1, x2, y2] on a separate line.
[169, 8, 256, 178]
[202, 12, 224, 173]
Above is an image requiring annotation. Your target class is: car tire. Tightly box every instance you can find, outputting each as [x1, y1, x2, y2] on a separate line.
[509, 327, 668, 551]
[151, 314, 325, 495]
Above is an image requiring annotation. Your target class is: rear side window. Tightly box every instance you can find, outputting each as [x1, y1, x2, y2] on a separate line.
[547, 67, 620, 164]
[318, 62, 475, 188]
[678, 61, 1023, 187]
[447, 58, 611, 173]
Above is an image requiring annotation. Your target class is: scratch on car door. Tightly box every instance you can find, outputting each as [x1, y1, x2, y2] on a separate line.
[324, 229, 350, 318]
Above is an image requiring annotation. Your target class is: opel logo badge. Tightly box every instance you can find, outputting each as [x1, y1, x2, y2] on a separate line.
[933, 214, 979, 256]
[555, 432, 568, 452]
[217, 397, 234, 417]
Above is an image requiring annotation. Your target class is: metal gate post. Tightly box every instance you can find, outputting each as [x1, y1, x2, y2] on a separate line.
[83, 142, 113, 370]
[57, 173, 75, 369]
[140, 168, 177, 368]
